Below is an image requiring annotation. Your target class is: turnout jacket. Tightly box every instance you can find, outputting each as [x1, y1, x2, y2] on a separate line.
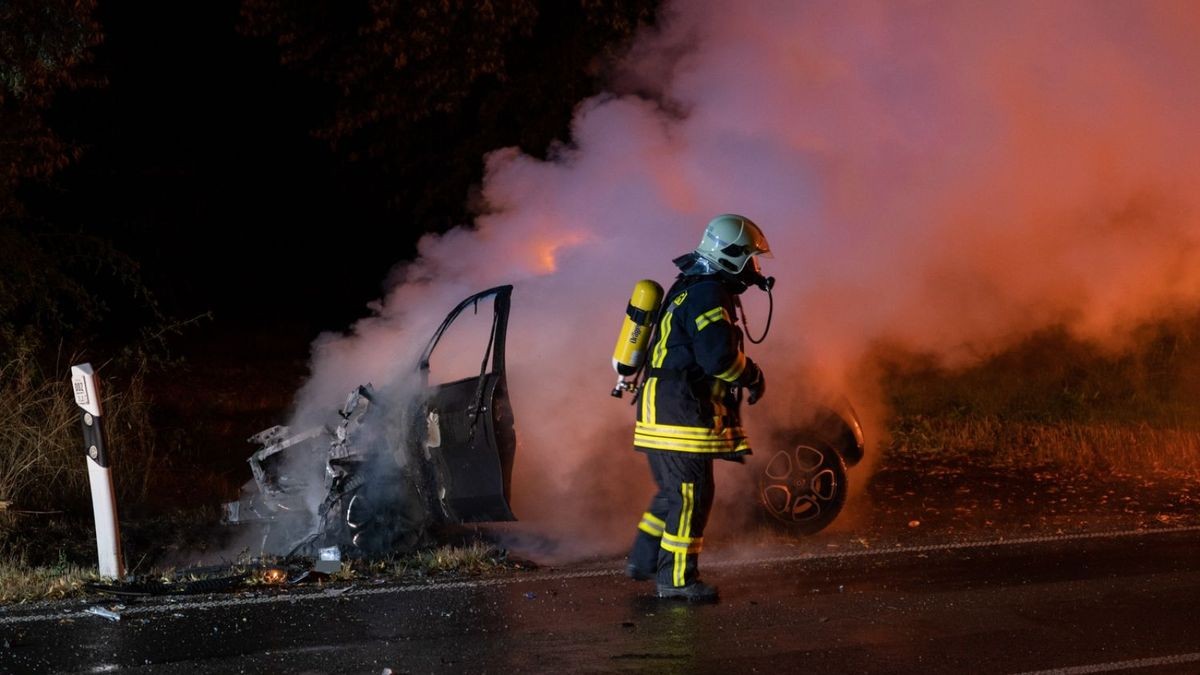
[634, 274, 761, 459]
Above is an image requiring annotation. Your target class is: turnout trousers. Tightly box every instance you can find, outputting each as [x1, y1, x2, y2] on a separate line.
[628, 452, 715, 587]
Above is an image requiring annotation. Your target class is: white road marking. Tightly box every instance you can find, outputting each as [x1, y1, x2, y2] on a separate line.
[1011, 651, 1200, 674]
[1, 524, 1198, 626]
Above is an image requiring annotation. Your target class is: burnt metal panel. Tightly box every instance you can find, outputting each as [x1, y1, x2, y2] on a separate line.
[419, 285, 517, 522]
[424, 374, 516, 522]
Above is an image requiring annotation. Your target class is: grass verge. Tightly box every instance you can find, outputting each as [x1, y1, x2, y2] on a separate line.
[0, 537, 520, 604]
[0, 353, 164, 513]
[0, 559, 99, 604]
[891, 416, 1200, 475]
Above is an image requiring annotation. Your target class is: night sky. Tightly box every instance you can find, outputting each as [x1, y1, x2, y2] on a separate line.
[33, 1, 399, 333]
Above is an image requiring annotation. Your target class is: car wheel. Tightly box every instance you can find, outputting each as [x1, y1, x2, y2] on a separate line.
[344, 476, 431, 554]
[757, 433, 848, 536]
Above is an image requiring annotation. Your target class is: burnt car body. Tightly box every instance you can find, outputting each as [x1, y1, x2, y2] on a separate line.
[224, 286, 518, 556]
[223, 284, 864, 555]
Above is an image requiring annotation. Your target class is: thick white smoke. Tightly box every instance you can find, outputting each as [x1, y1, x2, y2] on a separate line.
[292, 1, 1200, 557]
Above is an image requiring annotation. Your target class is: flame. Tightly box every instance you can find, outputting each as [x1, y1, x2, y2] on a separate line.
[529, 231, 588, 274]
[262, 568, 287, 585]
[535, 241, 560, 273]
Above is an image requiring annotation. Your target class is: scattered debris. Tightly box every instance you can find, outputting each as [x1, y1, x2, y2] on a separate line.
[286, 570, 330, 587]
[313, 546, 342, 575]
[84, 606, 121, 622]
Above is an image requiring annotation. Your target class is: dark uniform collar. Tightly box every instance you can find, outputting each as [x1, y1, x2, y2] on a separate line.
[672, 253, 749, 295]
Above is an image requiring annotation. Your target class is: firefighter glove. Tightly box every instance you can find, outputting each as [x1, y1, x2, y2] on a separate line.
[747, 367, 766, 405]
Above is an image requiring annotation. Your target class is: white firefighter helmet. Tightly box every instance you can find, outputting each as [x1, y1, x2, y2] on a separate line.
[695, 214, 772, 274]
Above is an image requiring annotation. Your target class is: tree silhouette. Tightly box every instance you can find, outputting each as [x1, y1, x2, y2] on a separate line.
[240, 0, 657, 233]
[0, 0, 103, 219]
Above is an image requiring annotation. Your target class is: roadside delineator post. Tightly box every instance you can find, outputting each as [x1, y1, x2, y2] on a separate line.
[71, 363, 126, 580]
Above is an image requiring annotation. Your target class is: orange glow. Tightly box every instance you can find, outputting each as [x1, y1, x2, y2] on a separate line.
[529, 231, 587, 274]
[536, 242, 559, 273]
[262, 568, 287, 585]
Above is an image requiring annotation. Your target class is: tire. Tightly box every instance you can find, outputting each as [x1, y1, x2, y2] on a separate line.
[756, 432, 848, 536]
[342, 471, 431, 555]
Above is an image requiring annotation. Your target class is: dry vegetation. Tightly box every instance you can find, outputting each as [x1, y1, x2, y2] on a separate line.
[891, 416, 1200, 476]
[405, 541, 512, 575]
[0, 556, 98, 604]
[0, 543, 513, 603]
[0, 358, 80, 508]
[881, 319, 1200, 476]
[0, 354, 162, 512]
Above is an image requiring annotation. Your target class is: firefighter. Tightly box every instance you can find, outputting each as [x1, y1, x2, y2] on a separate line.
[626, 214, 771, 602]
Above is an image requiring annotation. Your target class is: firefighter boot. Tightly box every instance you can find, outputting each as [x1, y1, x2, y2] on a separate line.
[628, 499, 670, 582]
[626, 561, 653, 581]
[656, 580, 719, 603]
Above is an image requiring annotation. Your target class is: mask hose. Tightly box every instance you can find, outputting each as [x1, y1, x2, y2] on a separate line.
[738, 285, 773, 345]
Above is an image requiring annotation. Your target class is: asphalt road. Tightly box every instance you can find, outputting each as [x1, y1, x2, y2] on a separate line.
[2, 526, 1199, 674]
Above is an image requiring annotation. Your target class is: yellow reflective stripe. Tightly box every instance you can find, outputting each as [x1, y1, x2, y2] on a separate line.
[639, 512, 665, 536]
[662, 541, 703, 554]
[694, 307, 729, 332]
[642, 377, 657, 425]
[633, 432, 747, 449]
[651, 310, 673, 368]
[715, 351, 747, 382]
[661, 538, 703, 554]
[635, 422, 746, 440]
[681, 483, 694, 540]
[634, 435, 752, 454]
[633, 432, 744, 449]
[661, 532, 704, 554]
[659, 488, 705, 580]
[677, 482, 695, 586]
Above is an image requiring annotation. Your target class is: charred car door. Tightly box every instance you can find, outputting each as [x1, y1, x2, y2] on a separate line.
[418, 285, 518, 523]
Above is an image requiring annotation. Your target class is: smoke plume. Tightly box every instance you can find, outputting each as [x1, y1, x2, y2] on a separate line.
[292, 1, 1200, 558]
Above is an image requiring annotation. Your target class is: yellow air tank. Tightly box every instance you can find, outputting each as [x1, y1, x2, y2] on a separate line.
[612, 279, 664, 376]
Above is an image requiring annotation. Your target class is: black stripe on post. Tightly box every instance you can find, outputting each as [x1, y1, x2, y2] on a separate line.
[81, 413, 109, 469]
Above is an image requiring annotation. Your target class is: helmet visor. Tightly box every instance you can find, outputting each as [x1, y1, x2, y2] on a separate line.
[747, 255, 762, 275]
[720, 242, 771, 259]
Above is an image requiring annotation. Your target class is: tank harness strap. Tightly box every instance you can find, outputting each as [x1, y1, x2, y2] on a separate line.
[626, 303, 652, 324]
[647, 367, 691, 381]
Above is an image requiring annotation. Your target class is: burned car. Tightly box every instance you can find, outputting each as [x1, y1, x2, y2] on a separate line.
[224, 286, 518, 557]
[223, 285, 864, 556]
